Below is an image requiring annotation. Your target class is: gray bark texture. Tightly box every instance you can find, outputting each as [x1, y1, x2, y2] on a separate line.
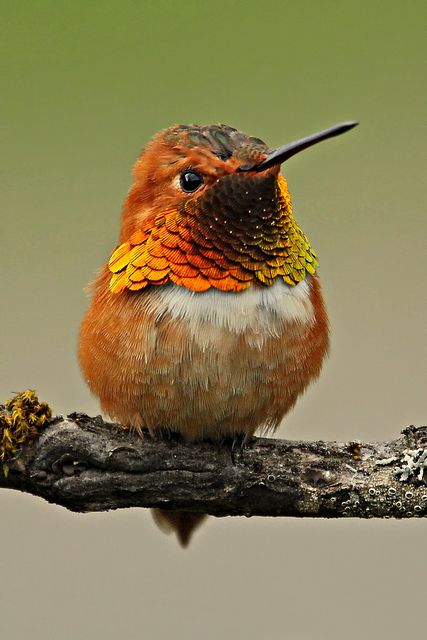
[1, 414, 427, 518]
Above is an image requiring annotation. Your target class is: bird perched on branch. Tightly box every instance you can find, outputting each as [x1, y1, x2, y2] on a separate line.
[79, 120, 357, 546]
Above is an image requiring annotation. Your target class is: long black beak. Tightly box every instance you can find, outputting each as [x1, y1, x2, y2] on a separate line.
[240, 121, 358, 172]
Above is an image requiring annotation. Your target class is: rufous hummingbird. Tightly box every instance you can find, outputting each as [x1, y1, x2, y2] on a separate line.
[79, 121, 357, 546]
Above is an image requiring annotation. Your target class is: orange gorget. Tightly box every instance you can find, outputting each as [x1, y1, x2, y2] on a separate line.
[108, 175, 318, 293]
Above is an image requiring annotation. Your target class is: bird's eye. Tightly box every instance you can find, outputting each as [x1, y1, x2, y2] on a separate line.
[180, 170, 203, 193]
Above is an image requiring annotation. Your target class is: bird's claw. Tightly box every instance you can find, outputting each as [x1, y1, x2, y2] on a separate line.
[230, 433, 246, 465]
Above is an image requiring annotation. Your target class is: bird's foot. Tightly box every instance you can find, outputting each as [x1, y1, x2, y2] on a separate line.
[230, 433, 247, 465]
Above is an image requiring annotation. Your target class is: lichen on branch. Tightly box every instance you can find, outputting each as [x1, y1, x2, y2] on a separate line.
[0, 390, 52, 477]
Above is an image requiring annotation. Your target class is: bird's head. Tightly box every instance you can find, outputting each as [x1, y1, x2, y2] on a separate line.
[110, 122, 357, 293]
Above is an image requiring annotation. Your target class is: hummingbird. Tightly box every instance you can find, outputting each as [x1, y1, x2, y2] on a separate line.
[79, 120, 357, 546]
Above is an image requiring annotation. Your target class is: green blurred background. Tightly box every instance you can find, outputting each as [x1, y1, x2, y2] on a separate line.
[1, 1, 426, 639]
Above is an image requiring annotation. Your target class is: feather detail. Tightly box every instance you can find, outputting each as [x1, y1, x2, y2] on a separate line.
[108, 175, 318, 294]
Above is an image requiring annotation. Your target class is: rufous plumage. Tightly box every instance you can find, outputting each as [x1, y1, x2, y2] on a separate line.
[79, 121, 357, 545]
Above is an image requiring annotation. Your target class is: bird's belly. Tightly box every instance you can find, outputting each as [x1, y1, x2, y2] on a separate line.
[80, 278, 328, 440]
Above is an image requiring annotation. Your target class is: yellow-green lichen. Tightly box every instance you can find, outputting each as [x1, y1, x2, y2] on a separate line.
[0, 390, 52, 477]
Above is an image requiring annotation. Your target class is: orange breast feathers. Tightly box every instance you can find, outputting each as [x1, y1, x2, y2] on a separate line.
[108, 175, 318, 294]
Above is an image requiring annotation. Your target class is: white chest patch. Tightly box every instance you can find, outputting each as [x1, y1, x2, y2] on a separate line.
[142, 279, 314, 339]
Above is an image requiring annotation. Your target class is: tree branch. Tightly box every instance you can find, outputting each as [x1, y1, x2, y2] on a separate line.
[0, 414, 427, 518]
[1, 413, 427, 518]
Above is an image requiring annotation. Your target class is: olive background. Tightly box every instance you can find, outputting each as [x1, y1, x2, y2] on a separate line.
[1, 2, 426, 639]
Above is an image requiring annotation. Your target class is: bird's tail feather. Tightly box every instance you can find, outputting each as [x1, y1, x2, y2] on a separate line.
[151, 509, 208, 547]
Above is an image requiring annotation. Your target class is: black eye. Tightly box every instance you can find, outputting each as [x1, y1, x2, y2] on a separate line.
[180, 169, 203, 192]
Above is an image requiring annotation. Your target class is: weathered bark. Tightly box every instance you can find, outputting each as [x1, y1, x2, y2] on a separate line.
[1, 414, 427, 518]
